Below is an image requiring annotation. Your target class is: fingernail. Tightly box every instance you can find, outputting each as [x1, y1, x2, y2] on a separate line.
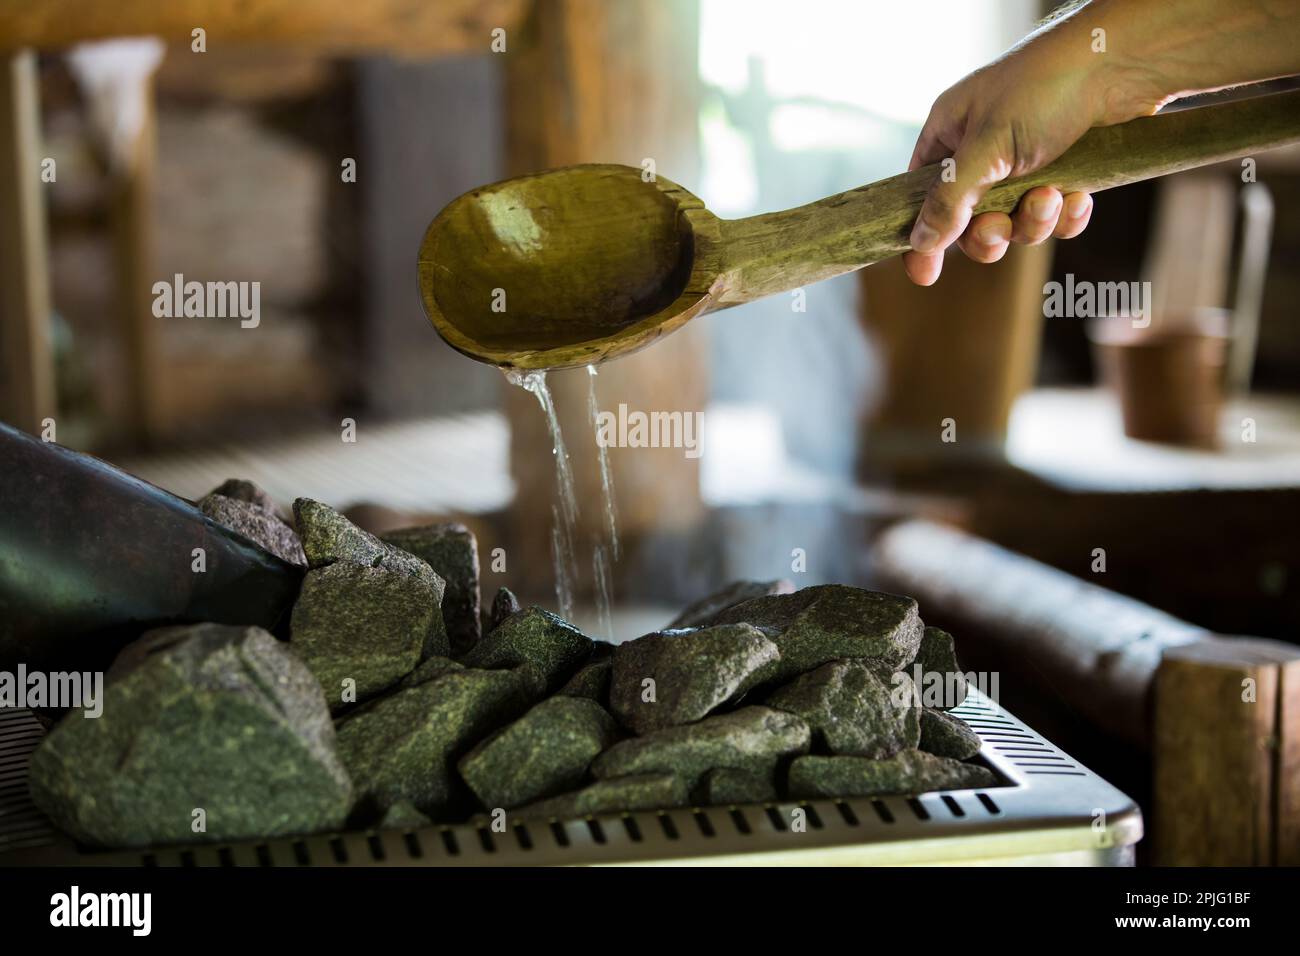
[910, 220, 940, 252]
[1027, 195, 1060, 222]
[975, 222, 1008, 246]
[1065, 194, 1090, 219]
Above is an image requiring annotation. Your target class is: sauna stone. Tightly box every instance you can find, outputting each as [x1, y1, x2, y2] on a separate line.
[592, 706, 810, 786]
[399, 655, 464, 689]
[766, 660, 919, 758]
[293, 497, 431, 580]
[667, 578, 795, 629]
[487, 586, 521, 631]
[787, 750, 997, 799]
[458, 697, 618, 809]
[709, 585, 924, 682]
[919, 708, 982, 760]
[28, 624, 352, 847]
[558, 659, 612, 704]
[204, 477, 283, 517]
[461, 606, 592, 699]
[514, 774, 690, 821]
[909, 627, 967, 709]
[199, 492, 306, 567]
[290, 561, 442, 711]
[334, 667, 527, 817]
[697, 768, 779, 805]
[378, 800, 431, 829]
[610, 624, 779, 734]
[382, 523, 481, 657]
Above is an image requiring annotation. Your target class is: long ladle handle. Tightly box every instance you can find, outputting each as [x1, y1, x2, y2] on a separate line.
[716, 88, 1300, 306]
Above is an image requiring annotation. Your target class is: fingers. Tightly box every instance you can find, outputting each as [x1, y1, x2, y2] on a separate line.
[956, 212, 1012, 264]
[908, 135, 1011, 258]
[902, 248, 945, 287]
[1008, 186, 1062, 245]
[1054, 191, 1093, 238]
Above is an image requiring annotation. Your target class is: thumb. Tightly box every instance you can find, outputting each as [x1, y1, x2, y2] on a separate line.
[909, 132, 1012, 255]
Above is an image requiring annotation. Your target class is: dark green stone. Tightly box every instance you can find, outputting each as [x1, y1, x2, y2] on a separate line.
[200, 492, 306, 566]
[460, 606, 592, 699]
[334, 667, 527, 817]
[696, 768, 779, 805]
[513, 774, 690, 821]
[293, 497, 431, 580]
[787, 750, 998, 798]
[919, 708, 981, 759]
[458, 697, 618, 809]
[399, 655, 464, 688]
[609, 624, 779, 734]
[592, 706, 809, 787]
[382, 523, 481, 657]
[28, 624, 352, 848]
[709, 585, 924, 683]
[487, 586, 521, 632]
[668, 579, 795, 629]
[290, 561, 440, 711]
[765, 660, 919, 758]
[558, 659, 611, 704]
[908, 627, 967, 709]
[378, 800, 431, 829]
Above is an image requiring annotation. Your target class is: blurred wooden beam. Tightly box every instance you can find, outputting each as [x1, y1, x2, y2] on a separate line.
[0, 0, 527, 55]
[0, 49, 56, 435]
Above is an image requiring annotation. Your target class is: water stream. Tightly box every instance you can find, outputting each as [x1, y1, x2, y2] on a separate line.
[505, 369, 579, 621]
[505, 366, 621, 637]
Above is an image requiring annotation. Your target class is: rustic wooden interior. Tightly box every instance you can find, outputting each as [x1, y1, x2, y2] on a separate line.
[1, 0, 1299, 868]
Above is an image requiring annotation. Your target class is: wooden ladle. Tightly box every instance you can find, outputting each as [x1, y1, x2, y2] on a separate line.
[418, 89, 1300, 370]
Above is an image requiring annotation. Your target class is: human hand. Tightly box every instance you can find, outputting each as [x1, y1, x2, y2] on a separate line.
[903, 10, 1168, 285]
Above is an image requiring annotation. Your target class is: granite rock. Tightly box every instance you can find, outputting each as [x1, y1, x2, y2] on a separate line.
[592, 706, 810, 787]
[908, 627, 968, 710]
[290, 561, 440, 710]
[696, 768, 779, 805]
[293, 497, 431, 580]
[204, 478, 282, 517]
[709, 585, 924, 683]
[513, 774, 690, 821]
[398, 655, 464, 689]
[199, 492, 307, 567]
[487, 586, 521, 632]
[382, 523, 481, 657]
[378, 800, 431, 829]
[557, 659, 612, 704]
[610, 624, 779, 734]
[461, 606, 592, 699]
[668, 579, 795, 629]
[458, 697, 618, 809]
[919, 708, 982, 760]
[765, 660, 919, 758]
[334, 668, 527, 817]
[787, 750, 998, 799]
[28, 624, 352, 847]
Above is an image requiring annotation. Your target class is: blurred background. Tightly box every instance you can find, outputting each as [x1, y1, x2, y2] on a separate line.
[2, 0, 1299, 864]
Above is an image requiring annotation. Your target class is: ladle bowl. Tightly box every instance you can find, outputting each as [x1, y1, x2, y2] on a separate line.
[418, 89, 1300, 370]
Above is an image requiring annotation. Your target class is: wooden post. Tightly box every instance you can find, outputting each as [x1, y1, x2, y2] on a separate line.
[1154, 638, 1300, 866]
[108, 64, 163, 446]
[0, 49, 56, 436]
[502, 0, 706, 606]
[858, 241, 1052, 477]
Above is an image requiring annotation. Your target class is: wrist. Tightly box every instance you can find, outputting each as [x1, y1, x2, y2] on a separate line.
[1061, 0, 1176, 124]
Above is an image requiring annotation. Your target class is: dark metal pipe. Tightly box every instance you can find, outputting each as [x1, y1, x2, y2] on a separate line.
[0, 422, 302, 672]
